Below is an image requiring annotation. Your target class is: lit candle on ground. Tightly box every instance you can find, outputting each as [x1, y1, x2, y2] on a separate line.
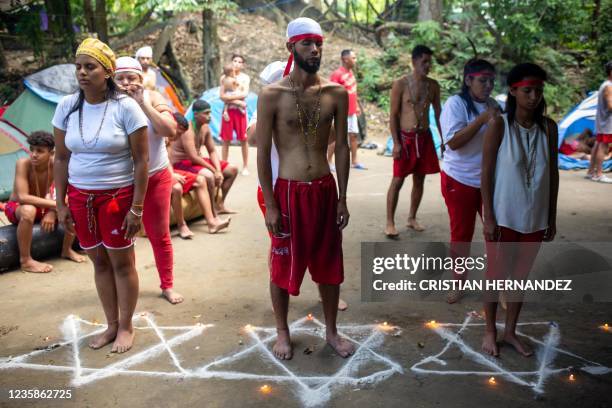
[604, 323, 609, 331]
[244, 324, 253, 332]
[426, 320, 438, 328]
[307, 313, 313, 320]
[488, 377, 496, 385]
[569, 374, 576, 381]
[259, 384, 271, 394]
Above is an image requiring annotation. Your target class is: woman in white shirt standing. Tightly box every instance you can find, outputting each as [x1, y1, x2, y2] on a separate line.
[114, 57, 183, 305]
[53, 39, 149, 354]
[481, 63, 559, 358]
[440, 59, 499, 304]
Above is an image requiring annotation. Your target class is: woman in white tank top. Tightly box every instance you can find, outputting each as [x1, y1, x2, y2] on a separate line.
[480, 63, 559, 359]
[114, 57, 184, 305]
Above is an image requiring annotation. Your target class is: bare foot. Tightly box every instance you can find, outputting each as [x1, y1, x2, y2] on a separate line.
[273, 328, 293, 360]
[482, 330, 499, 357]
[407, 218, 425, 232]
[89, 324, 118, 349]
[446, 290, 463, 304]
[327, 333, 355, 358]
[216, 206, 237, 215]
[502, 333, 533, 357]
[111, 327, 135, 354]
[62, 248, 86, 263]
[20, 258, 53, 273]
[208, 217, 231, 234]
[318, 297, 349, 311]
[162, 289, 184, 304]
[384, 224, 399, 239]
[178, 223, 194, 239]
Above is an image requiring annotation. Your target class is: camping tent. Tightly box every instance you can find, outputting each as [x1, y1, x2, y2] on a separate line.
[0, 64, 78, 200]
[185, 87, 258, 143]
[557, 92, 610, 170]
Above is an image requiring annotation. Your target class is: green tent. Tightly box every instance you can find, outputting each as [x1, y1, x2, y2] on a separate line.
[0, 64, 78, 201]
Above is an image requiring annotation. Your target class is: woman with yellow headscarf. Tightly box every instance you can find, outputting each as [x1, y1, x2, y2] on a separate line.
[52, 38, 150, 354]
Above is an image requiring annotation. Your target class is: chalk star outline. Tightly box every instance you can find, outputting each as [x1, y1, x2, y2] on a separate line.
[0, 314, 403, 407]
[410, 314, 612, 394]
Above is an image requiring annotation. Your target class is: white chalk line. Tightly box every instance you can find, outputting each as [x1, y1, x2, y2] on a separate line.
[411, 314, 612, 395]
[0, 314, 402, 407]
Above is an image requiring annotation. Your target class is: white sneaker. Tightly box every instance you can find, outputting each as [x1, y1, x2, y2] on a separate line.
[592, 175, 612, 183]
[584, 173, 593, 180]
[241, 168, 250, 176]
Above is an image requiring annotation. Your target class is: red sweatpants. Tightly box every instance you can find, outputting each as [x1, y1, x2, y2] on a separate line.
[441, 171, 482, 280]
[485, 226, 545, 281]
[143, 168, 174, 290]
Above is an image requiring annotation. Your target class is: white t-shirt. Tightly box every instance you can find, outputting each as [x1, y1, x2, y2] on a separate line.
[440, 95, 488, 188]
[144, 91, 170, 175]
[52, 93, 148, 190]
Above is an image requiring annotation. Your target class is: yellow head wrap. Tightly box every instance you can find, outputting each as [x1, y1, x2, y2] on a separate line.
[76, 38, 116, 73]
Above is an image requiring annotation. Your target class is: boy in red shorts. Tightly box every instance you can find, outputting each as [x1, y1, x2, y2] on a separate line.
[6, 131, 84, 272]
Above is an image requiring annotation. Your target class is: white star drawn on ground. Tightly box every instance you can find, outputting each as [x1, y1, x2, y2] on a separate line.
[0, 314, 403, 407]
[411, 313, 612, 394]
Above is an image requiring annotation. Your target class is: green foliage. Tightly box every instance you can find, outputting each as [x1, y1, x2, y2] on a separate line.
[357, 0, 604, 118]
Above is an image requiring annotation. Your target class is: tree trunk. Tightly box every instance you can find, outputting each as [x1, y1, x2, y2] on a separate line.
[311, 0, 323, 11]
[83, 0, 96, 33]
[44, 0, 76, 58]
[202, 9, 221, 91]
[591, 0, 601, 40]
[418, 0, 442, 22]
[94, 0, 109, 43]
[0, 40, 7, 73]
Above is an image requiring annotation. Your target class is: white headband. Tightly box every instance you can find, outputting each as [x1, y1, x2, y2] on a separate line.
[135, 46, 153, 59]
[115, 56, 143, 76]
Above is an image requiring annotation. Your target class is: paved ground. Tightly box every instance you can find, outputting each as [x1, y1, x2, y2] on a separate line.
[1, 146, 611, 408]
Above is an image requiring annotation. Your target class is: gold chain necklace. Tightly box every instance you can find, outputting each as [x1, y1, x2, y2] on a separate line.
[289, 76, 322, 147]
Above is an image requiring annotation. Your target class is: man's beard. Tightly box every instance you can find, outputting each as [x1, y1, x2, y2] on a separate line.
[293, 50, 320, 74]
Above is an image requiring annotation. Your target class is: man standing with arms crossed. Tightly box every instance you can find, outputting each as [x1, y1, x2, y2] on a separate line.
[328, 49, 366, 170]
[385, 45, 442, 237]
[257, 18, 354, 360]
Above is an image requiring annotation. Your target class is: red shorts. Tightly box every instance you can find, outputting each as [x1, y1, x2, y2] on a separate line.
[67, 184, 134, 250]
[596, 133, 612, 143]
[220, 108, 247, 142]
[270, 174, 344, 296]
[485, 226, 545, 280]
[393, 129, 440, 178]
[4, 201, 44, 225]
[173, 158, 229, 174]
[257, 186, 266, 215]
[174, 169, 198, 194]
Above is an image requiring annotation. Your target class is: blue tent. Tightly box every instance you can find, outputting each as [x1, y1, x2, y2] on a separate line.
[557, 92, 611, 170]
[383, 106, 443, 157]
[185, 87, 258, 143]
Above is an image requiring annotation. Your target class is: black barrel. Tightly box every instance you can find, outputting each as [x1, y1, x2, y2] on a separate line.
[0, 224, 67, 272]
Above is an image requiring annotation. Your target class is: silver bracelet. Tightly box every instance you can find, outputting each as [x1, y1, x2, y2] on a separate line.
[130, 208, 143, 217]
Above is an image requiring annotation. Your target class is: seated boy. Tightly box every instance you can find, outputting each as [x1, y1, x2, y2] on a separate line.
[6, 131, 84, 272]
[168, 113, 230, 237]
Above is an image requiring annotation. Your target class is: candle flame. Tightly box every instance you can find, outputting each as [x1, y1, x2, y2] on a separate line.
[569, 374, 575, 381]
[259, 384, 271, 394]
[604, 323, 609, 330]
[244, 324, 253, 332]
[307, 313, 313, 320]
[488, 377, 496, 385]
[426, 320, 438, 328]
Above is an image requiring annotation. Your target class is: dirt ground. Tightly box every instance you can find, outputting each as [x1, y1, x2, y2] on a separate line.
[1, 142, 611, 408]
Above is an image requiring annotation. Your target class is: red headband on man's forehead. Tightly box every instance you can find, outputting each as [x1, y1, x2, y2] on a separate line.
[283, 33, 324, 77]
[511, 79, 545, 88]
[469, 71, 495, 77]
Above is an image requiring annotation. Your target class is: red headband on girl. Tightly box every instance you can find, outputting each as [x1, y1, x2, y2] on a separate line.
[468, 71, 495, 77]
[511, 79, 544, 88]
[283, 34, 324, 77]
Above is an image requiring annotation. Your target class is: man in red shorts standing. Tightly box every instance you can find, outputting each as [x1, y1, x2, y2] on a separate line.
[385, 45, 442, 237]
[257, 17, 354, 360]
[587, 61, 612, 183]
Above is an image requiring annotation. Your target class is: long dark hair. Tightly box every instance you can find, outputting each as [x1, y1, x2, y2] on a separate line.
[505, 63, 548, 131]
[459, 58, 496, 118]
[63, 76, 122, 129]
